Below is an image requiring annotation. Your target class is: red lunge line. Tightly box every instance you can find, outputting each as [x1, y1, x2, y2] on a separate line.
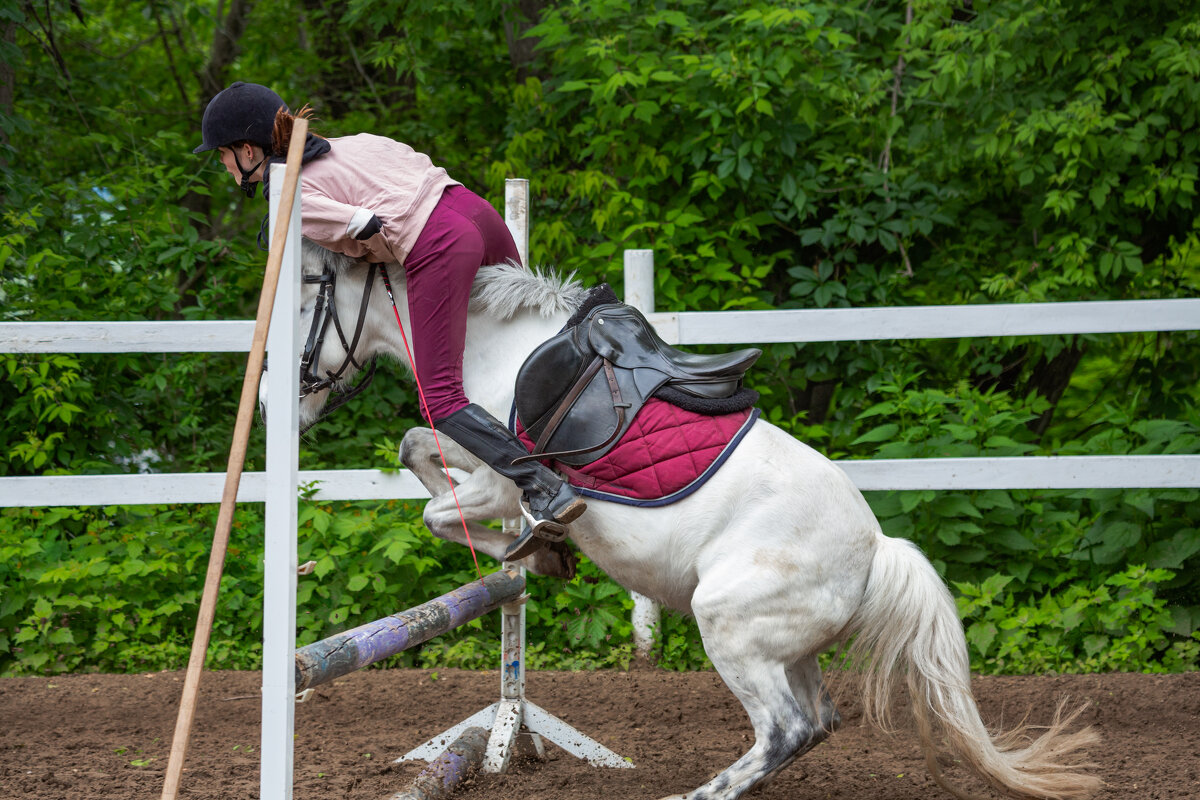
[378, 266, 483, 581]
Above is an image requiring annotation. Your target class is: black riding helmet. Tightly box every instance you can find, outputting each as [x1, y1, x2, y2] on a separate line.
[194, 81, 288, 197]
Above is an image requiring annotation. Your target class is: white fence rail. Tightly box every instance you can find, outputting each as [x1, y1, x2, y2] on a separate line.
[645, 298, 1200, 345]
[6, 298, 1198, 355]
[2, 320, 255, 353]
[2, 290, 1199, 508]
[0, 469, 438, 507]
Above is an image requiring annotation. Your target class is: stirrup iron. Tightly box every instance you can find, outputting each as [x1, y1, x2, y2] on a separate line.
[518, 500, 570, 543]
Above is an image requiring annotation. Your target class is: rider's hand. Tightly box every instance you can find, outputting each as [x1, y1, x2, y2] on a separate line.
[354, 213, 383, 240]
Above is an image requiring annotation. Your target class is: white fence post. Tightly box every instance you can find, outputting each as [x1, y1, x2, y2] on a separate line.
[505, 178, 530, 269]
[623, 249, 662, 660]
[260, 164, 302, 800]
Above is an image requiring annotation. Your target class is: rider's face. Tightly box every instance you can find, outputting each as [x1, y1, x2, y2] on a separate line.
[218, 143, 264, 184]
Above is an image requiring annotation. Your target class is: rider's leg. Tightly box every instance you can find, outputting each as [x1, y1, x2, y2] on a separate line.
[405, 186, 584, 556]
[433, 403, 586, 531]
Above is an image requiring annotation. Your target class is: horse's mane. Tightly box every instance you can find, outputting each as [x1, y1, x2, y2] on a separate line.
[470, 260, 588, 319]
[301, 240, 585, 319]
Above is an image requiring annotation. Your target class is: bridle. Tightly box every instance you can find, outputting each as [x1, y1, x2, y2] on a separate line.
[297, 261, 381, 427]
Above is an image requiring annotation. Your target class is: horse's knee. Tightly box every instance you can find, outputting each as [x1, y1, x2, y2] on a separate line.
[422, 498, 459, 539]
[398, 428, 435, 469]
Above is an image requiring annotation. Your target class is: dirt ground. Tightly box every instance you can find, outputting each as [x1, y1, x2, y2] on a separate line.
[0, 667, 1196, 800]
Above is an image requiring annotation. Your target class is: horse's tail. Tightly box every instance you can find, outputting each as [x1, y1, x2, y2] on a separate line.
[846, 533, 1100, 800]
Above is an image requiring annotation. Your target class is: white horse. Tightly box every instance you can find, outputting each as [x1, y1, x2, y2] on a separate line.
[270, 239, 1099, 800]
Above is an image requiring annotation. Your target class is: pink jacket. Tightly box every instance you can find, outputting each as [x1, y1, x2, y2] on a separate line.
[298, 133, 460, 265]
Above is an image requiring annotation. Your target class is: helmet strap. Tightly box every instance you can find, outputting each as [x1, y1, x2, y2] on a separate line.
[232, 148, 266, 198]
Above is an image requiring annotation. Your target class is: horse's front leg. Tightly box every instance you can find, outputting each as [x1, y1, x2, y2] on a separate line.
[398, 427, 575, 578]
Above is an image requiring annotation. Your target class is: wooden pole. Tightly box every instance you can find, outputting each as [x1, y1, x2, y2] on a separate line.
[293, 569, 526, 692]
[160, 117, 309, 800]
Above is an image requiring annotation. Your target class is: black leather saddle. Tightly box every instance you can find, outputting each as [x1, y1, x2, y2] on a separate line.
[513, 289, 761, 467]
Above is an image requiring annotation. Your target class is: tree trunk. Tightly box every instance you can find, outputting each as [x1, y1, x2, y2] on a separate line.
[176, 0, 256, 313]
[504, 0, 549, 80]
[1027, 341, 1087, 439]
[197, 0, 255, 101]
[297, 0, 408, 118]
[0, 17, 21, 210]
[1, 21, 14, 159]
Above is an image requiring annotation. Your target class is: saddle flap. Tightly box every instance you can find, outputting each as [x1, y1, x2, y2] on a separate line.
[513, 326, 592, 441]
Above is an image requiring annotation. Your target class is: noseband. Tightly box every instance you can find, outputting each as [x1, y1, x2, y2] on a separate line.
[298, 261, 380, 426]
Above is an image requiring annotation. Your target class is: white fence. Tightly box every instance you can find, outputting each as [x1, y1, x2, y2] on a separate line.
[3, 291, 1199, 506]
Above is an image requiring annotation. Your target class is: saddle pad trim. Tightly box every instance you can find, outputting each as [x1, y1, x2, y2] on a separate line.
[563, 407, 761, 508]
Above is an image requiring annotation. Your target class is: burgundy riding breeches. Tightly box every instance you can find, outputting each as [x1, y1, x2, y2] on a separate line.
[403, 185, 521, 423]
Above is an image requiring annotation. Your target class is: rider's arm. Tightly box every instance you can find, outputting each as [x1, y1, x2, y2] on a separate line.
[298, 186, 393, 262]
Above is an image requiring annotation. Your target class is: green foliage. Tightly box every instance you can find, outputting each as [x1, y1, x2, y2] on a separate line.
[3, 0, 1198, 676]
[854, 380, 1200, 673]
[955, 566, 1200, 673]
[0, 501, 640, 675]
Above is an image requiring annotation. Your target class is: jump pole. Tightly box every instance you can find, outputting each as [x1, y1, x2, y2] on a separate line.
[294, 569, 527, 692]
[396, 531, 631, 771]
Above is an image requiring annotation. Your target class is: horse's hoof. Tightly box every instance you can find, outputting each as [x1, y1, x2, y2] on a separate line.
[520, 539, 576, 579]
[549, 540, 577, 580]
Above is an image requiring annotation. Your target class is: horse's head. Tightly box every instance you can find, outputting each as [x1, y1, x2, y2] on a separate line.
[258, 239, 390, 433]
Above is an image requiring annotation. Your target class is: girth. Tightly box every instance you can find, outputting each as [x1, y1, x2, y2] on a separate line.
[513, 299, 761, 467]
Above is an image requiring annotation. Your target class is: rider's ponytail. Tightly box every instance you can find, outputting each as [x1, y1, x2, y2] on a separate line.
[271, 105, 319, 157]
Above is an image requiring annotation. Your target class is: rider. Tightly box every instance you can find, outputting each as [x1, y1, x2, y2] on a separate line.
[193, 81, 584, 559]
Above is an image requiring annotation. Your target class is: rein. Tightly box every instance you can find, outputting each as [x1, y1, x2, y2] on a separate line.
[298, 262, 379, 428]
[293, 257, 482, 577]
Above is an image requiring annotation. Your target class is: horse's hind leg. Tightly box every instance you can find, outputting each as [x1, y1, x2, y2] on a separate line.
[665, 641, 818, 800]
[665, 609, 829, 798]
[664, 521, 866, 800]
[787, 655, 840, 742]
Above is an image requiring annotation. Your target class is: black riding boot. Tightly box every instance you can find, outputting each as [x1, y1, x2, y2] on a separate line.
[434, 403, 585, 560]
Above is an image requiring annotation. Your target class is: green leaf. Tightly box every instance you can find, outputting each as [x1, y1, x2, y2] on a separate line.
[992, 529, 1036, 551]
[857, 401, 898, 419]
[966, 621, 997, 656]
[1145, 530, 1200, 570]
[852, 423, 899, 445]
[900, 490, 935, 513]
[931, 494, 982, 519]
[314, 555, 337, 579]
[1083, 634, 1109, 658]
[1083, 521, 1143, 565]
[937, 526, 962, 546]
